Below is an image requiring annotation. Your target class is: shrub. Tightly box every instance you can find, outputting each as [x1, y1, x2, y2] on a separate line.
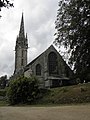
[0, 89, 6, 96]
[7, 76, 39, 105]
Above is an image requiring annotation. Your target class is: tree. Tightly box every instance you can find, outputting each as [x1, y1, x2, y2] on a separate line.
[55, 0, 90, 82]
[0, 0, 13, 17]
[7, 76, 39, 105]
[0, 75, 7, 89]
[0, 0, 13, 10]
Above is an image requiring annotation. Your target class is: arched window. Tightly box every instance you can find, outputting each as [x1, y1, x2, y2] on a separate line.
[48, 52, 58, 75]
[36, 64, 41, 76]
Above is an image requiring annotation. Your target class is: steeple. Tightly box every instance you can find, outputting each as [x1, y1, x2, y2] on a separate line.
[14, 13, 28, 74]
[19, 12, 25, 38]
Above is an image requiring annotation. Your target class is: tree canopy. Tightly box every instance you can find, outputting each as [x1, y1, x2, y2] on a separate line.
[0, 0, 13, 17]
[0, 75, 7, 89]
[0, 0, 13, 10]
[55, 0, 90, 82]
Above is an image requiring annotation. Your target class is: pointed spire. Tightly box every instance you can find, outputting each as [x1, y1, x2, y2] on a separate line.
[25, 33, 28, 48]
[19, 12, 25, 37]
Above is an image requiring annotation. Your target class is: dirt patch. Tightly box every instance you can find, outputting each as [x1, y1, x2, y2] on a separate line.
[0, 104, 90, 120]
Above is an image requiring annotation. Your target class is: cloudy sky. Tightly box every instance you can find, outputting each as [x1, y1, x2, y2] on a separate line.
[0, 0, 59, 77]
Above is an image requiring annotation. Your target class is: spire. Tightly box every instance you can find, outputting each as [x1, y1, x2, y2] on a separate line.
[14, 13, 28, 74]
[19, 12, 25, 37]
[25, 33, 28, 48]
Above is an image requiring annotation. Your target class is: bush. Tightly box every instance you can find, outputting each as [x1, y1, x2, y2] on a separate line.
[7, 76, 39, 105]
[0, 89, 6, 97]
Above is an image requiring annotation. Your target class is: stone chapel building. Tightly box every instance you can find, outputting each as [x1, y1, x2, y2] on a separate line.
[13, 13, 74, 88]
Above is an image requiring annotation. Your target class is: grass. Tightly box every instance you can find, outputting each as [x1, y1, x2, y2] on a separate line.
[0, 88, 8, 106]
[36, 83, 90, 105]
[0, 100, 8, 106]
[0, 83, 90, 106]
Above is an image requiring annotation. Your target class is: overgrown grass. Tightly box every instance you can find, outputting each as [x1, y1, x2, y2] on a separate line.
[0, 100, 8, 106]
[0, 88, 8, 106]
[36, 83, 90, 105]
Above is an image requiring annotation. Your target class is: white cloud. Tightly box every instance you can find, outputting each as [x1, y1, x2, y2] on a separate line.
[0, 0, 59, 77]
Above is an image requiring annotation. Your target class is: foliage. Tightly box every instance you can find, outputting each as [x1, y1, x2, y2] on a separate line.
[0, 0, 14, 17]
[0, 89, 7, 106]
[0, 89, 6, 96]
[37, 83, 90, 104]
[0, 75, 7, 89]
[0, 0, 13, 10]
[7, 76, 39, 105]
[55, 0, 90, 82]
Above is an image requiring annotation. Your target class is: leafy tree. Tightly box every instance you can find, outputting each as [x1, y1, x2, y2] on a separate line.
[0, 75, 7, 89]
[55, 0, 90, 82]
[0, 0, 13, 10]
[0, 0, 13, 17]
[7, 76, 39, 105]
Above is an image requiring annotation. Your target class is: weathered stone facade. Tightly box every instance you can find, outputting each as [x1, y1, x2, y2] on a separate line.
[24, 45, 73, 88]
[12, 14, 74, 88]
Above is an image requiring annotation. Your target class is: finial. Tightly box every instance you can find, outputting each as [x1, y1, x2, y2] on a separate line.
[22, 11, 24, 17]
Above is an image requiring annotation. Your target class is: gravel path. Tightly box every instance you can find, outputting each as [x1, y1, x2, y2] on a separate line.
[0, 104, 90, 120]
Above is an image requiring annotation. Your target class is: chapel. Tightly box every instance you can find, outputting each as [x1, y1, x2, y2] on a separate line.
[13, 13, 74, 88]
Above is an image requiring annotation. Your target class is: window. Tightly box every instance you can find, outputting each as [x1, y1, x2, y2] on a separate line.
[48, 52, 58, 75]
[36, 64, 41, 76]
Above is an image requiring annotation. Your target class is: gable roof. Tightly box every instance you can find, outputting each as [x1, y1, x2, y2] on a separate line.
[24, 45, 73, 73]
[24, 45, 57, 71]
